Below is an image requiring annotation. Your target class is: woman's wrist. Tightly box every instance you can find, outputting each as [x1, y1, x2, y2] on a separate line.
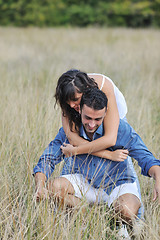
[104, 150, 112, 160]
[74, 146, 79, 155]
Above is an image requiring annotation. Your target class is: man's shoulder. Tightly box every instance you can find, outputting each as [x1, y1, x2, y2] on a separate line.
[54, 127, 66, 139]
[116, 119, 135, 148]
[119, 119, 127, 127]
[119, 119, 130, 126]
[118, 119, 132, 133]
[48, 127, 67, 147]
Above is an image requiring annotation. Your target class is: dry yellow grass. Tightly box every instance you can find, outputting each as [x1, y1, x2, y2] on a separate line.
[0, 27, 160, 239]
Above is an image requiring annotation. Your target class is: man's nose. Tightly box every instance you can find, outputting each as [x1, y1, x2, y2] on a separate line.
[89, 121, 95, 128]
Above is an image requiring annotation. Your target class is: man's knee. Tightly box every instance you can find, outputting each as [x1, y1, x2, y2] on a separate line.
[113, 193, 141, 221]
[48, 177, 75, 199]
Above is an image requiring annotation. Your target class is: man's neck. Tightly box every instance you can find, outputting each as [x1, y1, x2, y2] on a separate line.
[85, 131, 94, 140]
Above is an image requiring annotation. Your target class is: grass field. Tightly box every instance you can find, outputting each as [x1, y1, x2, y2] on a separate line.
[0, 27, 160, 239]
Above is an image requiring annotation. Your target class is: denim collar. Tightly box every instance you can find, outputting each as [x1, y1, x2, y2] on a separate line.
[79, 123, 103, 140]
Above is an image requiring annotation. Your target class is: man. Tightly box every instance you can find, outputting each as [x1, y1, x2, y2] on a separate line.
[33, 88, 160, 226]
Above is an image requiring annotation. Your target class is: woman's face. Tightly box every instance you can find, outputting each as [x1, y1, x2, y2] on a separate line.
[67, 92, 83, 112]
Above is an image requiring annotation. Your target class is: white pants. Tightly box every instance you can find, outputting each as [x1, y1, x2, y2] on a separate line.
[62, 173, 140, 207]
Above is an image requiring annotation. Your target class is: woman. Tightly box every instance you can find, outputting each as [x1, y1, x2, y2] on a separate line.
[55, 69, 128, 161]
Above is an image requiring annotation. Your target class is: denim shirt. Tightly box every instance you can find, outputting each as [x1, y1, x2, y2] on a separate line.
[33, 119, 160, 194]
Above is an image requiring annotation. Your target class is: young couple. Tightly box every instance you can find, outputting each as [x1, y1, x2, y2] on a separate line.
[33, 70, 160, 233]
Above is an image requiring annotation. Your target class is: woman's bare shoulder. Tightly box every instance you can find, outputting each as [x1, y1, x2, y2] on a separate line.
[88, 73, 113, 91]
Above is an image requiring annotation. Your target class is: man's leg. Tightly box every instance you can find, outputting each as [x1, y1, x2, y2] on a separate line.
[48, 173, 106, 208]
[123, 117, 144, 218]
[127, 156, 144, 218]
[47, 176, 81, 208]
[113, 193, 141, 223]
[106, 182, 141, 239]
[107, 181, 141, 224]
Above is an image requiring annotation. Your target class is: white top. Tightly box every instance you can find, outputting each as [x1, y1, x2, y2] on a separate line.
[89, 73, 128, 119]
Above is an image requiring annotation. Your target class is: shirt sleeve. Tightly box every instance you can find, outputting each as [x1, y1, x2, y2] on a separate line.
[33, 127, 67, 179]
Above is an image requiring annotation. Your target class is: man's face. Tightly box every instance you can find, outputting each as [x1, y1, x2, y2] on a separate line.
[80, 104, 106, 134]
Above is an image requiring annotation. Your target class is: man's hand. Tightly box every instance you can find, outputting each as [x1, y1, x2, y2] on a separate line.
[148, 165, 160, 203]
[152, 180, 160, 203]
[108, 149, 129, 161]
[60, 143, 77, 157]
[35, 186, 48, 202]
[35, 172, 48, 202]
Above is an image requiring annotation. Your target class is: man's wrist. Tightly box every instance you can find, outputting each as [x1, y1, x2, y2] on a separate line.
[148, 165, 160, 180]
[35, 172, 47, 187]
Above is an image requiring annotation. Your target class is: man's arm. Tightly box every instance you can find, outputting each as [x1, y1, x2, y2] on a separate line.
[33, 127, 66, 201]
[148, 165, 160, 203]
[121, 122, 160, 202]
[118, 121, 160, 176]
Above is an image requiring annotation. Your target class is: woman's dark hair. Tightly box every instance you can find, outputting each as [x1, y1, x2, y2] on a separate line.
[80, 88, 108, 111]
[55, 69, 98, 131]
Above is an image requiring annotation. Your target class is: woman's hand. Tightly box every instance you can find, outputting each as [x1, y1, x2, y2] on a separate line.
[61, 143, 77, 157]
[109, 149, 129, 162]
[61, 143, 129, 162]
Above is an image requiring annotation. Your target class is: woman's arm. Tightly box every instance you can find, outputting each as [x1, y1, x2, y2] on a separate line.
[62, 76, 120, 155]
[63, 115, 127, 161]
[63, 115, 117, 159]
[62, 114, 86, 146]
[61, 142, 128, 161]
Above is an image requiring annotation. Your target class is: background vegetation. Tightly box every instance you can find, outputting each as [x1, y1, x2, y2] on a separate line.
[0, 26, 160, 239]
[0, 0, 160, 27]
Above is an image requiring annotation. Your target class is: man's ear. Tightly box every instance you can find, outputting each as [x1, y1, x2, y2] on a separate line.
[79, 108, 81, 114]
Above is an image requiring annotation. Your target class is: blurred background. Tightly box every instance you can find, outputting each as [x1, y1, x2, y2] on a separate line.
[0, 1, 160, 239]
[0, 0, 160, 28]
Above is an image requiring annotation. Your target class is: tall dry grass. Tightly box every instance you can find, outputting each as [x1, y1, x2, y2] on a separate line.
[0, 27, 160, 239]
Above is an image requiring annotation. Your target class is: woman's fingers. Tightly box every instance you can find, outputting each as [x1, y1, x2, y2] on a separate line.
[111, 149, 129, 161]
[122, 149, 129, 155]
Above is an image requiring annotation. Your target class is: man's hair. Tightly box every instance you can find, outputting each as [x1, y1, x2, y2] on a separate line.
[80, 88, 108, 111]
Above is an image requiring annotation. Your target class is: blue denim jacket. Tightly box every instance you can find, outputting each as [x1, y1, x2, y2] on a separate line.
[33, 119, 160, 194]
